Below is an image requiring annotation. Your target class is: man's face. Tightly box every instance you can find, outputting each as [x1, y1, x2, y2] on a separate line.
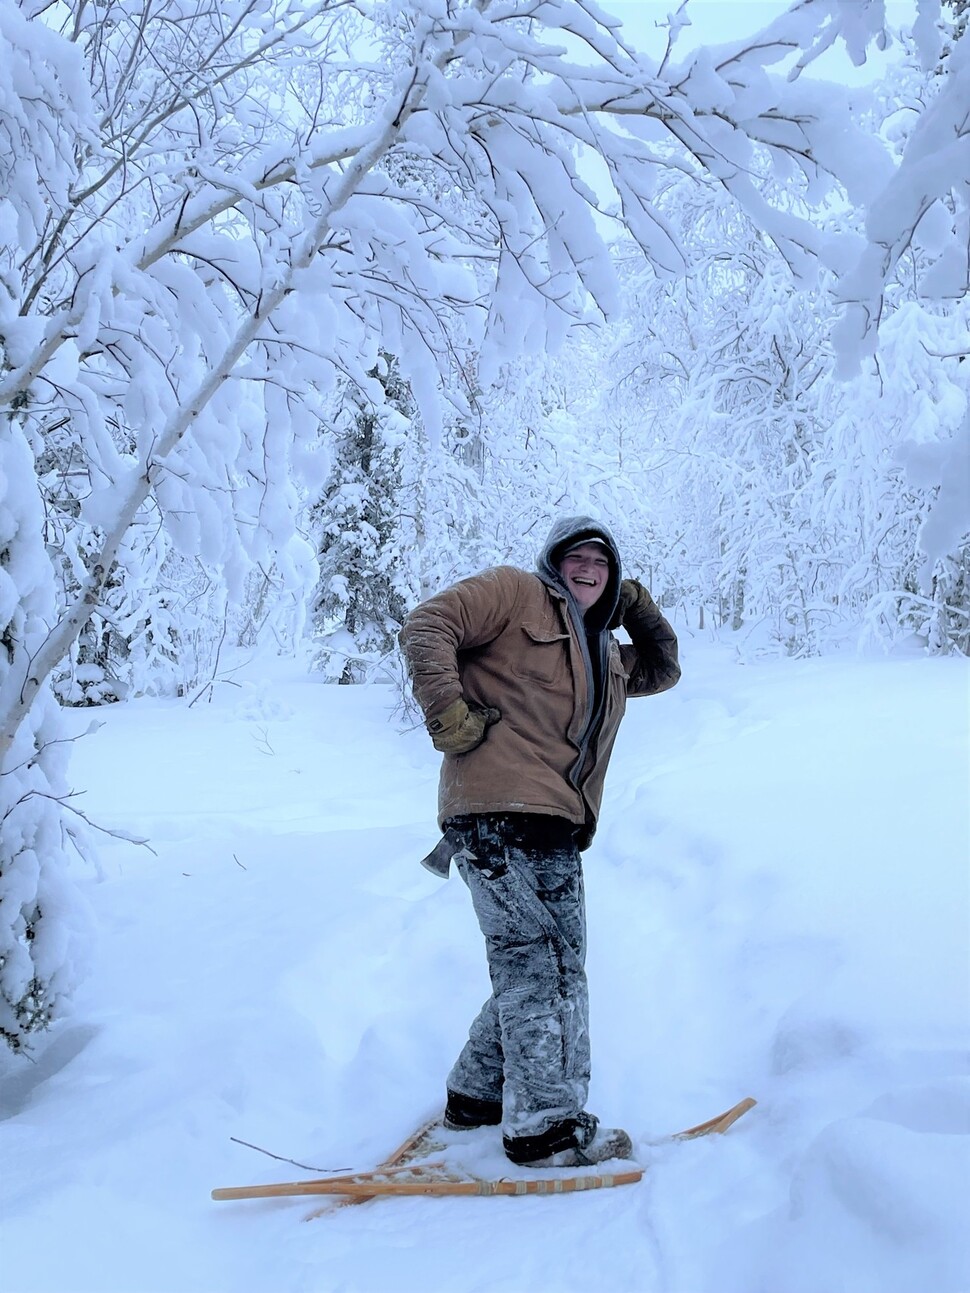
[559, 542, 611, 611]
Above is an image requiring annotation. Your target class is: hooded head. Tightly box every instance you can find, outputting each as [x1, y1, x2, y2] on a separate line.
[536, 516, 622, 632]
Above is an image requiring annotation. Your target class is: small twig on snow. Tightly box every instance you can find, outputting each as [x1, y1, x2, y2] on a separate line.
[230, 1137, 350, 1174]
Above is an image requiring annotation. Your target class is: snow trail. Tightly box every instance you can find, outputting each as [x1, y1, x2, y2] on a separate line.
[0, 642, 966, 1293]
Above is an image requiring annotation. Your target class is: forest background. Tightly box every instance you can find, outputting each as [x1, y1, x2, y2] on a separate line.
[0, 0, 968, 1056]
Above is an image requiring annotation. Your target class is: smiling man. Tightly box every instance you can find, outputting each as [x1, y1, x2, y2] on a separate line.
[399, 515, 680, 1169]
[559, 539, 612, 608]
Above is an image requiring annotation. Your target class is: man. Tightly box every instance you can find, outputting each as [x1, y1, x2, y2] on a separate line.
[399, 516, 680, 1169]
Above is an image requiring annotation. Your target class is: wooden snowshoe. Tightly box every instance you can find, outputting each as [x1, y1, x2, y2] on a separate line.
[211, 1097, 756, 1209]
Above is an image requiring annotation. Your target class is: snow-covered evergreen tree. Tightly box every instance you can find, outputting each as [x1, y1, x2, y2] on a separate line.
[311, 358, 417, 683]
[0, 5, 92, 1050]
[0, 417, 92, 1049]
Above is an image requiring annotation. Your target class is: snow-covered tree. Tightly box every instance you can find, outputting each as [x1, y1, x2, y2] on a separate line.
[311, 357, 417, 683]
[579, 14, 970, 657]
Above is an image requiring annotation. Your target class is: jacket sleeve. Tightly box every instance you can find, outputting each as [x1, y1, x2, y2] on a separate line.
[398, 567, 523, 724]
[617, 583, 681, 697]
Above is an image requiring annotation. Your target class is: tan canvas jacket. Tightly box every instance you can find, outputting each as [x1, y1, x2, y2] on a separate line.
[399, 562, 680, 842]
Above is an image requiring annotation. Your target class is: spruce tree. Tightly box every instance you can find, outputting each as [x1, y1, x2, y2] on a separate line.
[311, 358, 414, 684]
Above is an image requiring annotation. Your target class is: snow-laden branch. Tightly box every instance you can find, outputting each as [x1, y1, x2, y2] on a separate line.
[833, 27, 970, 370]
[0, 4, 450, 754]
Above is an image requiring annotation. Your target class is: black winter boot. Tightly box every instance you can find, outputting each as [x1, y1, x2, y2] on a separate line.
[443, 1089, 503, 1131]
[504, 1112, 634, 1168]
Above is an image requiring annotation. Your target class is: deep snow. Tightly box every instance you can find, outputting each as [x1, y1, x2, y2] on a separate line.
[1, 637, 967, 1293]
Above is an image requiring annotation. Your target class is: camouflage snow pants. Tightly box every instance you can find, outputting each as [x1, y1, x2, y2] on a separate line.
[446, 813, 590, 1142]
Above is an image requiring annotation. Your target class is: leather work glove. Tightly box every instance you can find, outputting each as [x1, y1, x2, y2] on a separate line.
[608, 579, 649, 631]
[427, 698, 501, 755]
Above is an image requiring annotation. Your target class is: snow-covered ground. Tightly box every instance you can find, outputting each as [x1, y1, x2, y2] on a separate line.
[1, 637, 967, 1293]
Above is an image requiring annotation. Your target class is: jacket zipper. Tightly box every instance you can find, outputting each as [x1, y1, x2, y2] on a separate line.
[563, 599, 608, 794]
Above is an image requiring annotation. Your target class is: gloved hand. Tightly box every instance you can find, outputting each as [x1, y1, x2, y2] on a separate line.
[427, 698, 501, 754]
[608, 579, 649, 631]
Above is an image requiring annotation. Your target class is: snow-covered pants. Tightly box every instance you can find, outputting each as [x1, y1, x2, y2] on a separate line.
[446, 814, 590, 1142]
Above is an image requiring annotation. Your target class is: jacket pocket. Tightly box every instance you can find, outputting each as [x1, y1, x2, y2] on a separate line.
[602, 646, 629, 730]
[608, 643, 629, 685]
[512, 624, 570, 686]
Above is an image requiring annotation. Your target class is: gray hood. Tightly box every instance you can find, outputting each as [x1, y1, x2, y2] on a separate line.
[535, 515, 623, 633]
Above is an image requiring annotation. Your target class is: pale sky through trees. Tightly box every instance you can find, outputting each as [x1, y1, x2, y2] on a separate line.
[606, 0, 917, 78]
